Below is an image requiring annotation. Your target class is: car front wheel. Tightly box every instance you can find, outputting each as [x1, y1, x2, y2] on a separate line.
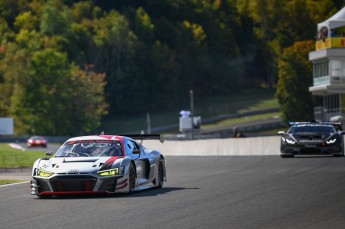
[128, 163, 136, 194]
[157, 160, 164, 188]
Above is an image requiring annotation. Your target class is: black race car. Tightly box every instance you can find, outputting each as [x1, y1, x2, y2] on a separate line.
[278, 122, 345, 158]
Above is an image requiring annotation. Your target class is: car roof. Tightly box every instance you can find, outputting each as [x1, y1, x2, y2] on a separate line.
[292, 123, 333, 127]
[66, 135, 125, 142]
[289, 121, 342, 129]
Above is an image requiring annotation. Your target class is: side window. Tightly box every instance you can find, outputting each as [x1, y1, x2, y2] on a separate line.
[132, 140, 139, 150]
[125, 139, 135, 155]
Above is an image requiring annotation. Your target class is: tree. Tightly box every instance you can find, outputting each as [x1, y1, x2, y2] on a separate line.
[0, 42, 108, 136]
[0, 43, 30, 134]
[276, 40, 316, 123]
[40, 0, 72, 36]
[68, 66, 108, 134]
[91, 10, 138, 115]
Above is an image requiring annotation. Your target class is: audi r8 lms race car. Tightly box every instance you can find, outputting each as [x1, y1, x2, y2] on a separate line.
[27, 136, 48, 148]
[278, 121, 345, 158]
[30, 133, 166, 198]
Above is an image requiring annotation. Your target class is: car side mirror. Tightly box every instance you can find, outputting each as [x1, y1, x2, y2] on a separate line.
[45, 151, 53, 159]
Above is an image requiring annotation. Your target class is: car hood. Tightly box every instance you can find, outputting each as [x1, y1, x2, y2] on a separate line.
[36, 156, 124, 174]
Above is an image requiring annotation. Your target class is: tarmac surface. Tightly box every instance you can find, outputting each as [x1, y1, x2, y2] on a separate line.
[2, 155, 345, 229]
[0, 136, 281, 181]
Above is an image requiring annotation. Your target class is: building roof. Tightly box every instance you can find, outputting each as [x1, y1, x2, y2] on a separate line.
[318, 7, 345, 31]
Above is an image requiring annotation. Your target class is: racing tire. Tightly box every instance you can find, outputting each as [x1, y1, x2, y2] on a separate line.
[157, 160, 164, 189]
[280, 154, 294, 158]
[127, 163, 136, 194]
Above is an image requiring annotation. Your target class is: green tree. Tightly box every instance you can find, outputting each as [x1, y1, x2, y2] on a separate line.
[276, 40, 316, 123]
[13, 49, 107, 135]
[0, 43, 108, 135]
[68, 66, 108, 134]
[0, 43, 30, 133]
[91, 10, 138, 115]
[40, 0, 72, 36]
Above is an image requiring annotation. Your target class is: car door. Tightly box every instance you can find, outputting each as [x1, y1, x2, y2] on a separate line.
[124, 138, 150, 181]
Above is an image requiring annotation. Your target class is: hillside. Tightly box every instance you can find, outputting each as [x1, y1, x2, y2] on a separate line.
[98, 88, 284, 135]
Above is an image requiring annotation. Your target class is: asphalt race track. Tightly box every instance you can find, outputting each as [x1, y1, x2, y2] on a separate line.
[2, 155, 345, 229]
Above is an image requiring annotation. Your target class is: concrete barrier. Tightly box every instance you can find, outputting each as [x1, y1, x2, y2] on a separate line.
[4, 136, 282, 156]
[144, 136, 281, 156]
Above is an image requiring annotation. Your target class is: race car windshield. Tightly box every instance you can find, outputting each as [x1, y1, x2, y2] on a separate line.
[288, 125, 335, 134]
[54, 140, 122, 157]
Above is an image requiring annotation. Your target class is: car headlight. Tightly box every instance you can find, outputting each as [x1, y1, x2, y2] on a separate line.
[282, 137, 296, 145]
[286, 139, 296, 144]
[97, 167, 124, 177]
[326, 138, 337, 144]
[37, 169, 53, 177]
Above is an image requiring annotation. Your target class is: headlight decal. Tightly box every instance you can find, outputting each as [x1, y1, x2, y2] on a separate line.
[37, 169, 53, 177]
[97, 168, 118, 176]
[97, 166, 125, 177]
[285, 138, 296, 144]
[326, 138, 337, 144]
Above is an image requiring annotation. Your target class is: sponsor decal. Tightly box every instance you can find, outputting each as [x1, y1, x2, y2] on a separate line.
[299, 140, 323, 143]
[68, 140, 119, 144]
[68, 169, 79, 173]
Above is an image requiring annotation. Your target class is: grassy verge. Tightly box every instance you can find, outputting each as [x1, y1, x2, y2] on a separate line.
[0, 144, 45, 168]
[0, 144, 44, 185]
[0, 179, 25, 185]
[201, 112, 282, 130]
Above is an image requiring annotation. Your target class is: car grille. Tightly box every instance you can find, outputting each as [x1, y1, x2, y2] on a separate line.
[50, 175, 97, 192]
[298, 135, 322, 140]
[301, 148, 321, 154]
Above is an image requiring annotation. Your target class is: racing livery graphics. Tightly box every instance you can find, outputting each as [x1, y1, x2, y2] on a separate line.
[31, 134, 166, 198]
[278, 122, 345, 158]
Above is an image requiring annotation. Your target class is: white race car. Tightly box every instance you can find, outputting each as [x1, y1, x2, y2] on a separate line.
[30, 134, 166, 198]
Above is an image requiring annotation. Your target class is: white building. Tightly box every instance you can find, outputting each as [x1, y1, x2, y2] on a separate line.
[309, 7, 345, 121]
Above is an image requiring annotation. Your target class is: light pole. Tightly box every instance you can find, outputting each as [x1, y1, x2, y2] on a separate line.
[147, 112, 151, 134]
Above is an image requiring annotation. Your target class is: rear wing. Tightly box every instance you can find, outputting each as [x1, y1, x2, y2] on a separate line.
[124, 134, 164, 143]
[98, 131, 164, 143]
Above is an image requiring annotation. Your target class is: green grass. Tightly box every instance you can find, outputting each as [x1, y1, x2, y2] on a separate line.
[238, 98, 279, 113]
[0, 179, 25, 185]
[201, 112, 282, 130]
[0, 144, 45, 168]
